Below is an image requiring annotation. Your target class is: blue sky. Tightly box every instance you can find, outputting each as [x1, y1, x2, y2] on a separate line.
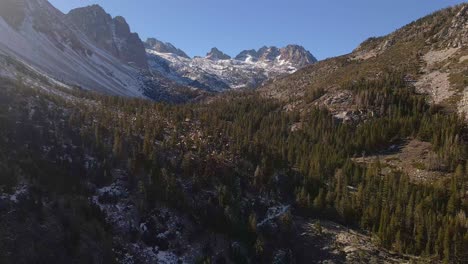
[49, 0, 466, 60]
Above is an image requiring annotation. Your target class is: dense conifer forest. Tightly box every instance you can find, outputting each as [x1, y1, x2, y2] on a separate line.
[0, 72, 466, 262]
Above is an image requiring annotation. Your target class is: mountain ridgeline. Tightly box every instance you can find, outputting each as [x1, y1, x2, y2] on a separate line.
[0, 0, 317, 97]
[146, 43, 318, 91]
[0, 1, 467, 264]
[0, 0, 195, 102]
[66, 5, 148, 70]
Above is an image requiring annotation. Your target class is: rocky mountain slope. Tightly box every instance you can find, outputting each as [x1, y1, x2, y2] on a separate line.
[146, 38, 190, 59]
[260, 4, 467, 120]
[0, 0, 318, 97]
[0, 0, 194, 102]
[206, 47, 232, 61]
[147, 42, 317, 91]
[66, 5, 148, 70]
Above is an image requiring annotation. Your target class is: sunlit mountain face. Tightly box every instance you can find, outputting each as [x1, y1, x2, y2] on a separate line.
[0, 1, 466, 263]
[0, 0, 317, 98]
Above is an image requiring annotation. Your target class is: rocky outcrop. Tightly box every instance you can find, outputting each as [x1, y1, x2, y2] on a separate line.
[147, 43, 317, 91]
[206, 47, 231, 60]
[145, 38, 190, 59]
[236, 45, 317, 68]
[67, 5, 148, 69]
[234, 49, 259, 61]
[258, 46, 281, 61]
[279, 45, 317, 67]
[433, 4, 468, 48]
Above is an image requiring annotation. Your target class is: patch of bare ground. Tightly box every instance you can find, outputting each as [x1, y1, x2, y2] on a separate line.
[415, 70, 453, 104]
[354, 139, 450, 183]
[415, 48, 459, 104]
[415, 48, 460, 104]
[311, 90, 376, 123]
[314, 90, 354, 113]
[423, 48, 459, 66]
[294, 217, 431, 264]
[350, 49, 378, 61]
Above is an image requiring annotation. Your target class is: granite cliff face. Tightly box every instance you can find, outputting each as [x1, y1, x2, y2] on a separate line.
[279, 45, 318, 67]
[0, 0, 317, 94]
[66, 5, 148, 70]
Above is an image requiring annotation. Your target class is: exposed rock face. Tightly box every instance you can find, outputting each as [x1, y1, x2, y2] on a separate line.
[260, 3, 468, 119]
[0, 0, 318, 96]
[147, 43, 317, 91]
[145, 38, 190, 59]
[0, 0, 26, 29]
[434, 4, 468, 48]
[206, 47, 231, 60]
[234, 49, 259, 61]
[236, 45, 317, 68]
[258, 46, 281, 61]
[67, 5, 148, 69]
[280, 45, 318, 67]
[0, 0, 191, 101]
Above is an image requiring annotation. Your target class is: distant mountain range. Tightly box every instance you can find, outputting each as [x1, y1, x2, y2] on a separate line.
[146, 41, 317, 91]
[0, 0, 317, 99]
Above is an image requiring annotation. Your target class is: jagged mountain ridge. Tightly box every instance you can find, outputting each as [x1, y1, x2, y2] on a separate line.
[0, 0, 195, 102]
[0, 0, 317, 96]
[236, 45, 317, 67]
[145, 38, 190, 59]
[66, 5, 148, 70]
[146, 41, 317, 91]
[206, 47, 232, 61]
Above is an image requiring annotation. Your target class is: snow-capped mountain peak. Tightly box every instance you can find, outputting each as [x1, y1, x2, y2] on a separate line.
[145, 38, 190, 59]
[206, 47, 231, 61]
[146, 43, 317, 91]
[235, 45, 317, 68]
[234, 49, 259, 62]
[0, 0, 317, 96]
